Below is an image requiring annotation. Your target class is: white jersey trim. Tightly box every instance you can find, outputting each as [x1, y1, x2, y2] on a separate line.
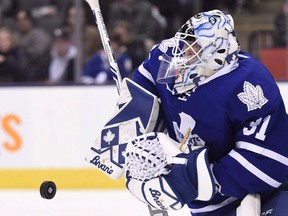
[138, 64, 156, 85]
[189, 197, 238, 213]
[229, 150, 282, 188]
[236, 141, 288, 166]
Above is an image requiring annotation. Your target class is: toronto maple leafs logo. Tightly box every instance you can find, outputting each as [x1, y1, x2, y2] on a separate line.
[237, 81, 268, 111]
[173, 112, 205, 149]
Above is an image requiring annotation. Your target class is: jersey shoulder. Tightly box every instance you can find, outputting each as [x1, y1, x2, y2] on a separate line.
[133, 38, 176, 88]
[145, 37, 176, 77]
[204, 51, 283, 121]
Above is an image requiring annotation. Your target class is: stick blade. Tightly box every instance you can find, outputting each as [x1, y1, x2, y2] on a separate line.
[85, 0, 99, 9]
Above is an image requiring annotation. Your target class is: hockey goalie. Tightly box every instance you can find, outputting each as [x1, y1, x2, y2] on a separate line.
[86, 8, 288, 216]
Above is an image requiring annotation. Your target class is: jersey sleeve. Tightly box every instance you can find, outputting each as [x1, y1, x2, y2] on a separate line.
[82, 54, 102, 78]
[132, 46, 160, 96]
[212, 68, 288, 198]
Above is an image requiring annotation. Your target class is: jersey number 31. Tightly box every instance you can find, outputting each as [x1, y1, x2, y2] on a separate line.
[243, 115, 271, 141]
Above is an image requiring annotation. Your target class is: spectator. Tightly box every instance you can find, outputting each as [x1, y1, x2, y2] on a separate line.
[81, 33, 132, 85]
[148, 0, 181, 38]
[274, 0, 288, 47]
[111, 20, 149, 69]
[43, 28, 77, 84]
[15, 9, 52, 82]
[108, 0, 165, 43]
[63, 4, 101, 64]
[0, 3, 16, 30]
[0, 0, 15, 17]
[12, 0, 73, 34]
[178, 0, 199, 22]
[0, 27, 24, 82]
[82, 0, 111, 24]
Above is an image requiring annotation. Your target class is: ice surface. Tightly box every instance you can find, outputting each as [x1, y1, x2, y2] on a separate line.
[0, 189, 190, 216]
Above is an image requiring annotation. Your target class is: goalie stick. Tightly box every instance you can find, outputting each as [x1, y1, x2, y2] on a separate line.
[84, 0, 168, 215]
[84, 0, 122, 93]
[148, 206, 169, 216]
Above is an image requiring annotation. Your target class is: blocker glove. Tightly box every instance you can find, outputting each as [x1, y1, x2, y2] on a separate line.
[125, 132, 217, 210]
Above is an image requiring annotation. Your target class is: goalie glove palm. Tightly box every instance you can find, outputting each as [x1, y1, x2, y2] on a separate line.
[125, 132, 216, 210]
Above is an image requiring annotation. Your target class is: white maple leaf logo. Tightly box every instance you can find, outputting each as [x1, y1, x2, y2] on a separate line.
[237, 81, 268, 111]
[103, 130, 115, 145]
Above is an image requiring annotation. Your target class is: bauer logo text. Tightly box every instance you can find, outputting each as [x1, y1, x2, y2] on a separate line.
[90, 155, 114, 175]
[149, 188, 166, 210]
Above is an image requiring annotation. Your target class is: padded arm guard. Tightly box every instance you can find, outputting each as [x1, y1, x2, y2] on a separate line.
[164, 147, 216, 203]
[125, 132, 216, 210]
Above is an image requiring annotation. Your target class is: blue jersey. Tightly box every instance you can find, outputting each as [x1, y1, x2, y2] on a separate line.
[133, 38, 288, 215]
[83, 50, 132, 84]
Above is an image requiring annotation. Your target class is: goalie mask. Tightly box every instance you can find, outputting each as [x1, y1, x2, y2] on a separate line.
[157, 10, 240, 94]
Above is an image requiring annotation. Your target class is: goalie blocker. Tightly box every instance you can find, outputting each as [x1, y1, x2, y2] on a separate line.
[85, 78, 163, 180]
[125, 132, 216, 210]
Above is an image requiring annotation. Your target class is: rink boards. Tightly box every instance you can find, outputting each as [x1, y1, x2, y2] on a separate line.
[0, 82, 287, 189]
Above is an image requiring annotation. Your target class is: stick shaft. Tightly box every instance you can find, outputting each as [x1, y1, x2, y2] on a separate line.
[88, 0, 122, 92]
[148, 205, 169, 216]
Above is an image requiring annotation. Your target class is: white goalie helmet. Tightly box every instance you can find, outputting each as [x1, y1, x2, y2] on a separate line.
[157, 10, 240, 94]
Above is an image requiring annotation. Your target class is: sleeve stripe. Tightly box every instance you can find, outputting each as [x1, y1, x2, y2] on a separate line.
[236, 141, 288, 166]
[138, 64, 156, 85]
[229, 150, 282, 188]
[189, 197, 238, 213]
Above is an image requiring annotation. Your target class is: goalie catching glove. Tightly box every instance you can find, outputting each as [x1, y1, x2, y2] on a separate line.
[125, 132, 216, 210]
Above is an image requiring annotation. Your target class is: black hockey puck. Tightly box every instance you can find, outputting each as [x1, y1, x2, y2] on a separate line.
[40, 181, 57, 199]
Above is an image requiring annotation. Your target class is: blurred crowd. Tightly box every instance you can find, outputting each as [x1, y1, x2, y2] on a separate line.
[0, 0, 253, 85]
